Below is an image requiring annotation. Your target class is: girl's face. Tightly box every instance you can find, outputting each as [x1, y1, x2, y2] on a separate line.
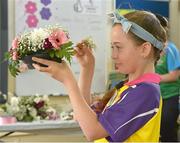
[111, 24, 142, 74]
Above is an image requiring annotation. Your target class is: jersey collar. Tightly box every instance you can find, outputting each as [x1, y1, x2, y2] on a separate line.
[125, 73, 161, 86]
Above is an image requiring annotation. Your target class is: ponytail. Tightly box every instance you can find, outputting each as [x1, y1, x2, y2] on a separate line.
[93, 81, 125, 112]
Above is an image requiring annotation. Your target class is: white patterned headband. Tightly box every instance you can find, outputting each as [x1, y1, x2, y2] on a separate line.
[109, 11, 164, 50]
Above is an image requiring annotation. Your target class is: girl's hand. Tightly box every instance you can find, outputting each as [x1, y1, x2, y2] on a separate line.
[19, 63, 28, 73]
[32, 57, 74, 84]
[75, 41, 95, 70]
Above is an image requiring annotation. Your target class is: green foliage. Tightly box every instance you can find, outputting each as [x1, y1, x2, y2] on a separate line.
[49, 41, 74, 64]
[9, 61, 20, 77]
[4, 52, 11, 59]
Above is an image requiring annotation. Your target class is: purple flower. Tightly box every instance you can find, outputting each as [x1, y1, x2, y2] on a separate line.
[40, 0, 51, 6]
[43, 38, 53, 49]
[40, 8, 52, 20]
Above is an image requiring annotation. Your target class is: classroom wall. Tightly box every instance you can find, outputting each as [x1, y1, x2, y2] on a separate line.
[7, 0, 114, 110]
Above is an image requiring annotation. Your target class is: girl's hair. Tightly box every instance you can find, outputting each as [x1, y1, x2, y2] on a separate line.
[155, 14, 168, 28]
[124, 11, 167, 65]
[95, 11, 167, 111]
[155, 14, 169, 36]
[94, 81, 126, 112]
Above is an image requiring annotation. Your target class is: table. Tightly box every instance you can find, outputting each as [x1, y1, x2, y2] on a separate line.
[0, 120, 86, 142]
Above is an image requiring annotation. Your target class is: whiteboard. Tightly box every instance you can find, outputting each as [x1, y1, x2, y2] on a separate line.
[15, 0, 107, 96]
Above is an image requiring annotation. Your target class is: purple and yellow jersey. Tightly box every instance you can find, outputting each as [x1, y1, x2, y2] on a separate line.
[94, 73, 162, 142]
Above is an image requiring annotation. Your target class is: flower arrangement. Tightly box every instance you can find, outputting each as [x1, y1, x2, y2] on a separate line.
[0, 95, 59, 122]
[5, 25, 74, 77]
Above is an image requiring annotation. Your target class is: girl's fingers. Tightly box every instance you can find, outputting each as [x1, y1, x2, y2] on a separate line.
[76, 42, 85, 49]
[32, 57, 51, 66]
[74, 47, 84, 56]
[32, 63, 49, 72]
[83, 46, 94, 56]
[73, 49, 80, 58]
[32, 63, 40, 70]
[75, 41, 94, 59]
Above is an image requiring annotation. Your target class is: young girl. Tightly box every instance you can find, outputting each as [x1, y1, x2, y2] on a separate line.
[32, 10, 167, 142]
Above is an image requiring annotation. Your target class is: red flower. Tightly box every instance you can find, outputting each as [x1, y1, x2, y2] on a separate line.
[34, 100, 44, 109]
[43, 38, 53, 49]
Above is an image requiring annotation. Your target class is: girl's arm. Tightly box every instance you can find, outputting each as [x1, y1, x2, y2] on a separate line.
[75, 44, 95, 105]
[32, 58, 108, 141]
[78, 67, 94, 105]
[64, 74, 108, 141]
[160, 70, 180, 83]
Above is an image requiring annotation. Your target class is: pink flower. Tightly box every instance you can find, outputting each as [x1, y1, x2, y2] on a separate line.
[25, 1, 37, 14]
[47, 112, 59, 120]
[12, 51, 18, 61]
[12, 37, 19, 50]
[26, 15, 38, 28]
[48, 29, 69, 49]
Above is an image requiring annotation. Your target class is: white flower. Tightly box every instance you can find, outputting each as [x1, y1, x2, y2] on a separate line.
[60, 110, 73, 120]
[6, 104, 20, 115]
[29, 28, 49, 46]
[10, 97, 19, 106]
[28, 107, 37, 118]
[43, 95, 49, 103]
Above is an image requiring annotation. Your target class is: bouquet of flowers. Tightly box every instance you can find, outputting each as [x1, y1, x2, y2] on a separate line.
[0, 95, 59, 122]
[5, 25, 74, 77]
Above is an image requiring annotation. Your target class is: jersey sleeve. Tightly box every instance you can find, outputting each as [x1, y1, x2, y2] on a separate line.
[167, 42, 180, 71]
[97, 83, 160, 142]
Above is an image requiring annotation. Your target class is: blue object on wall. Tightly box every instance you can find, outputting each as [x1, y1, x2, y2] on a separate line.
[115, 0, 169, 18]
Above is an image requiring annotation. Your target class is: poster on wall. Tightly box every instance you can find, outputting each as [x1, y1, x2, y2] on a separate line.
[115, 0, 169, 17]
[15, 0, 107, 96]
